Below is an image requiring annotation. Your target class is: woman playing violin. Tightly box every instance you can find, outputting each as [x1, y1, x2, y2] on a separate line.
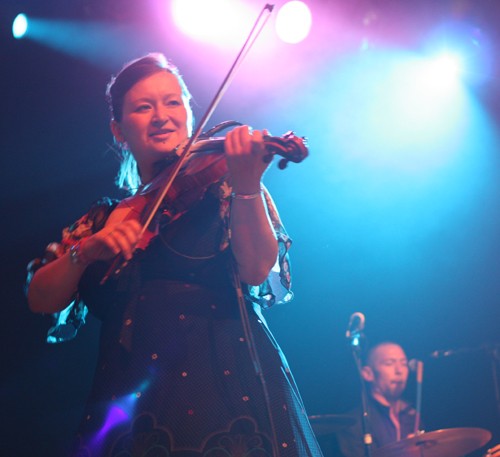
[26, 53, 323, 457]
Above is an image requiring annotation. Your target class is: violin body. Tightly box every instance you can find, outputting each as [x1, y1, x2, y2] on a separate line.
[108, 142, 230, 251]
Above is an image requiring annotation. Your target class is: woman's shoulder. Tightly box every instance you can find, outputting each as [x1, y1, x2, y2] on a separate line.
[86, 196, 120, 230]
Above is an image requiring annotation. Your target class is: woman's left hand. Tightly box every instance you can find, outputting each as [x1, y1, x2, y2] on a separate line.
[224, 125, 271, 194]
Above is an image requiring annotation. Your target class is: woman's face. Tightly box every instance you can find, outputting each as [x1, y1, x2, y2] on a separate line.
[112, 71, 189, 182]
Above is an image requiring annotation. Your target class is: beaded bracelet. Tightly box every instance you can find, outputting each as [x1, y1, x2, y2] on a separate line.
[231, 189, 263, 200]
[69, 239, 91, 266]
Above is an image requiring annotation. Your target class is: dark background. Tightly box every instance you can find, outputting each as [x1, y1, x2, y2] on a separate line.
[1, 0, 499, 456]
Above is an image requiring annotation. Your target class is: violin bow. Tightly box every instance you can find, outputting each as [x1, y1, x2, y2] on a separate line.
[102, 4, 275, 283]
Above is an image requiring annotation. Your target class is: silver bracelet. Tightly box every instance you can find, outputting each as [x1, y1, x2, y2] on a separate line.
[231, 189, 263, 200]
[69, 240, 91, 266]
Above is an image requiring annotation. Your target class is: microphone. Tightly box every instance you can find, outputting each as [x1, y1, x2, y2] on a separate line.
[429, 349, 456, 359]
[408, 358, 422, 371]
[346, 312, 365, 342]
[408, 359, 424, 383]
[429, 346, 480, 359]
[430, 343, 500, 359]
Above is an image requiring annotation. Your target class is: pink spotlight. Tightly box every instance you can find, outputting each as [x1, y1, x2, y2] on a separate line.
[171, 0, 254, 47]
[275, 1, 312, 44]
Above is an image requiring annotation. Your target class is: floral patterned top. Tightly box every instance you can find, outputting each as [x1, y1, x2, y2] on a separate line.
[26, 181, 293, 343]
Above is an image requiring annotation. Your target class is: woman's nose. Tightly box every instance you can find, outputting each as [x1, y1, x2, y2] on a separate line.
[152, 120, 164, 129]
[151, 108, 168, 127]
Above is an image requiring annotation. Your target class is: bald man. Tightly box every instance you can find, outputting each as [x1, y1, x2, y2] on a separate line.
[335, 342, 499, 457]
[336, 342, 417, 456]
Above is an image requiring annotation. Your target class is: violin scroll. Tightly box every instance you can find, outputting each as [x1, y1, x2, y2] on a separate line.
[191, 131, 309, 169]
[262, 131, 308, 169]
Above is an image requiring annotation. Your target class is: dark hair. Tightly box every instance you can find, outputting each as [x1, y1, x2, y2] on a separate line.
[106, 52, 194, 192]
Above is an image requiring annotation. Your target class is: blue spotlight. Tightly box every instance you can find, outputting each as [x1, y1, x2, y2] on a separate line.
[422, 21, 493, 86]
[412, 52, 463, 95]
[425, 52, 463, 81]
[318, 49, 471, 175]
[12, 13, 28, 39]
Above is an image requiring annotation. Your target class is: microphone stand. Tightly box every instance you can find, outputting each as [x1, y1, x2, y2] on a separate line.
[349, 333, 373, 457]
[489, 345, 500, 433]
[413, 361, 423, 435]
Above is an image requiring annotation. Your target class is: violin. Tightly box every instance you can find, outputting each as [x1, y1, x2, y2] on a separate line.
[100, 130, 308, 283]
[144, 130, 307, 197]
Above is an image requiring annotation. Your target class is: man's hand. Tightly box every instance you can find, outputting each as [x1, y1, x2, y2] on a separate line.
[486, 444, 500, 457]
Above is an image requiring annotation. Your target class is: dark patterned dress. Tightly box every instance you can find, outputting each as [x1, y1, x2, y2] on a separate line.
[26, 181, 323, 457]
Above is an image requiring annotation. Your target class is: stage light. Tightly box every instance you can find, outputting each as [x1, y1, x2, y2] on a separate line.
[420, 52, 463, 89]
[314, 49, 472, 178]
[12, 13, 28, 39]
[170, 0, 253, 46]
[275, 1, 312, 44]
[422, 21, 493, 86]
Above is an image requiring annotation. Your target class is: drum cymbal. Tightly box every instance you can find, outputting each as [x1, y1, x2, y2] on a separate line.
[373, 427, 491, 457]
[308, 414, 357, 436]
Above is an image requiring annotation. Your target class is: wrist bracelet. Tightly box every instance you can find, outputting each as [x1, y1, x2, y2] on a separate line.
[69, 240, 90, 266]
[231, 189, 263, 200]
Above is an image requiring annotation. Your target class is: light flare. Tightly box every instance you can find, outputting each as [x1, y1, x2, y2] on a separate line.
[275, 1, 312, 44]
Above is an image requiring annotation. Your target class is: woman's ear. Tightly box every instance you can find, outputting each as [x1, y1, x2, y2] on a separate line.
[361, 366, 374, 382]
[110, 119, 124, 144]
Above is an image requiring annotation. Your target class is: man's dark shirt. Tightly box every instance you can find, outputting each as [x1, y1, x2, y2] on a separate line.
[335, 395, 417, 457]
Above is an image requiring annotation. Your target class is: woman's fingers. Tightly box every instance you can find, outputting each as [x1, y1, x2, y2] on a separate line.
[81, 219, 143, 262]
[109, 220, 142, 259]
[225, 125, 266, 156]
[224, 126, 271, 187]
[226, 125, 250, 155]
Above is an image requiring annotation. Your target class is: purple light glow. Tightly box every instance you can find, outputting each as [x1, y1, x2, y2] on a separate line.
[88, 400, 134, 452]
[95, 405, 129, 442]
[170, 0, 255, 48]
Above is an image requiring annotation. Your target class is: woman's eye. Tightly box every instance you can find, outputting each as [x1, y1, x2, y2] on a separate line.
[136, 104, 151, 112]
[166, 99, 182, 106]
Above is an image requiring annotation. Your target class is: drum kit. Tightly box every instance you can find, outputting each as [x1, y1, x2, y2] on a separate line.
[308, 415, 492, 457]
[316, 318, 499, 457]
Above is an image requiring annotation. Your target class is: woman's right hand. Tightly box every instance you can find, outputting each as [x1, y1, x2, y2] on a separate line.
[80, 219, 143, 264]
[28, 218, 143, 314]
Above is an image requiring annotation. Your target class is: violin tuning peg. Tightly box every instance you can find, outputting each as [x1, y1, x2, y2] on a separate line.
[278, 158, 288, 170]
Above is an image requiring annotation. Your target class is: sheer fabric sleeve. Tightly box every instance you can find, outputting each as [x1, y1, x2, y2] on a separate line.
[248, 185, 293, 308]
[217, 181, 293, 309]
[25, 197, 118, 343]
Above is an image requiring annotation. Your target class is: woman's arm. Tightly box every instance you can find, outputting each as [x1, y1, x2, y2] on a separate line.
[28, 219, 142, 314]
[225, 126, 279, 285]
[229, 191, 278, 285]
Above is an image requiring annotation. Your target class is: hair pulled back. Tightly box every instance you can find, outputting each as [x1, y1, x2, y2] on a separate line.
[106, 53, 194, 193]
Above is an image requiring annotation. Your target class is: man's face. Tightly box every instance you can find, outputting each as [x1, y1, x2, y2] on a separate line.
[368, 343, 409, 402]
